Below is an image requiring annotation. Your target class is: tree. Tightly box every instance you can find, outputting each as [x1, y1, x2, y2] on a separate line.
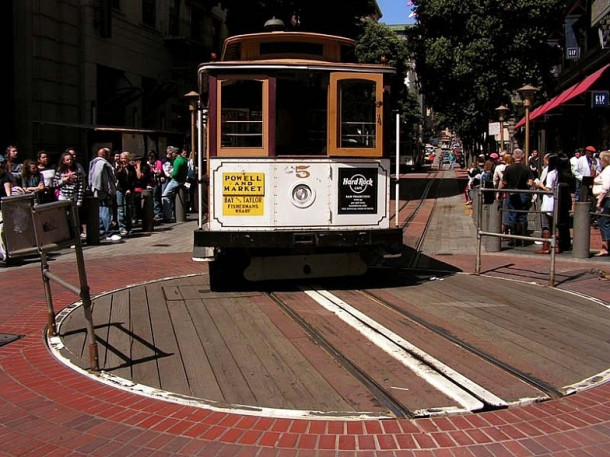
[406, 0, 567, 147]
[355, 19, 420, 122]
[221, 0, 379, 39]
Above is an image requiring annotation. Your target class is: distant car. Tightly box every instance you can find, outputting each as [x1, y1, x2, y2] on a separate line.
[424, 150, 435, 165]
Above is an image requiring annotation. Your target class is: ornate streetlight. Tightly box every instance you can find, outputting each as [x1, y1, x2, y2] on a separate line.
[184, 91, 200, 158]
[517, 85, 538, 166]
[495, 105, 509, 153]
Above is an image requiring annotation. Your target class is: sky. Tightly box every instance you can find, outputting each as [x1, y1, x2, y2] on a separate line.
[377, 0, 416, 25]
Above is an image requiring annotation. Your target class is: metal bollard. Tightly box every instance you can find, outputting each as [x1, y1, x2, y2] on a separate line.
[485, 199, 502, 252]
[175, 185, 187, 222]
[472, 187, 479, 223]
[85, 196, 100, 245]
[141, 189, 154, 232]
[572, 201, 591, 258]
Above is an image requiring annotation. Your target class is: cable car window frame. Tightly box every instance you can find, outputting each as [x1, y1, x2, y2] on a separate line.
[216, 74, 270, 157]
[328, 73, 383, 157]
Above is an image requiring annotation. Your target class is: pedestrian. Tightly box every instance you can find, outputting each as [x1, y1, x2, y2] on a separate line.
[184, 148, 197, 212]
[147, 150, 164, 220]
[4, 145, 22, 183]
[592, 150, 610, 256]
[534, 153, 559, 254]
[480, 159, 495, 204]
[19, 159, 46, 197]
[573, 145, 596, 202]
[115, 151, 137, 236]
[497, 153, 514, 239]
[133, 154, 151, 224]
[529, 149, 541, 179]
[500, 148, 534, 246]
[52, 151, 85, 208]
[161, 146, 187, 222]
[492, 152, 508, 190]
[464, 160, 482, 205]
[556, 153, 573, 252]
[0, 155, 13, 261]
[65, 147, 88, 237]
[448, 150, 456, 170]
[36, 150, 55, 186]
[160, 146, 174, 194]
[89, 147, 121, 242]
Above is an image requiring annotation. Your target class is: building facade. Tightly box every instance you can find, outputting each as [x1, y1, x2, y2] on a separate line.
[2, 0, 227, 164]
[517, 0, 610, 154]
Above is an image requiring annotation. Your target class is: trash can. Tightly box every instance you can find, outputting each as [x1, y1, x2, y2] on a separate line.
[175, 185, 188, 222]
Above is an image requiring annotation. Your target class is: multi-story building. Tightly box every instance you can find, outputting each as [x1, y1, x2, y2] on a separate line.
[2, 0, 228, 164]
[516, 0, 610, 153]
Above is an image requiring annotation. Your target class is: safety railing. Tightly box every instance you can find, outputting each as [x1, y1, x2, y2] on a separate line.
[1, 193, 99, 370]
[475, 185, 560, 287]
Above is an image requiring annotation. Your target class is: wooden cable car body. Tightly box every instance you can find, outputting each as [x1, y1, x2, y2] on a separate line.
[193, 31, 403, 282]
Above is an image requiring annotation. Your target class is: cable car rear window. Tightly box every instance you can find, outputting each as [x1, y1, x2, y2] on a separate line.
[260, 42, 323, 57]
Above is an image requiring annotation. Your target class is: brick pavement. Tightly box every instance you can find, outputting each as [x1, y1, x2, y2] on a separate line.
[1, 203, 609, 455]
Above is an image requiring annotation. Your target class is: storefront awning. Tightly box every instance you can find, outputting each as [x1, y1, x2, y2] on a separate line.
[515, 63, 610, 128]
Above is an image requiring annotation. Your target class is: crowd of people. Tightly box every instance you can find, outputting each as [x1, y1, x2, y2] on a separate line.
[462, 146, 610, 257]
[0, 144, 196, 261]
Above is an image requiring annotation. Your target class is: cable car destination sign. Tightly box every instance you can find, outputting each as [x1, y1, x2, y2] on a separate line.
[222, 172, 265, 215]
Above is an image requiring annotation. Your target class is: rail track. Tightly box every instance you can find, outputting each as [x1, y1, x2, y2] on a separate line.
[266, 281, 558, 418]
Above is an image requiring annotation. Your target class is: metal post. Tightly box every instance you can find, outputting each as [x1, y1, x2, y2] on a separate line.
[395, 111, 400, 227]
[524, 103, 530, 167]
[198, 108, 207, 228]
[548, 186, 559, 287]
[40, 252, 56, 336]
[69, 202, 99, 371]
[85, 196, 100, 245]
[486, 198, 502, 252]
[140, 189, 154, 232]
[175, 186, 187, 222]
[475, 185, 483, 274]
[499, 119, 504, 152]
[572, 202, 591, 258]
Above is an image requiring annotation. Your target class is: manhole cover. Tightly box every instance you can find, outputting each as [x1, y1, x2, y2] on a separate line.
[0, 334, 24, 347]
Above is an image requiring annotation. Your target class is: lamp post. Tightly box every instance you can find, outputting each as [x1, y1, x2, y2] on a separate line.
[495, 105, 509, 153]
[517, 85, 538, 166]
[184, 91, 199, 158]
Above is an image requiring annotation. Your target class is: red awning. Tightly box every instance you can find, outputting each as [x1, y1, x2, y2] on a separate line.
[514, 63, 610, 128]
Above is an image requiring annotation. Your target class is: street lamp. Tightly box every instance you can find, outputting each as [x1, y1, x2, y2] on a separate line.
[517, 84, 538, 166]
[495, 105, 509, 153]
[184, 90, 199, 158]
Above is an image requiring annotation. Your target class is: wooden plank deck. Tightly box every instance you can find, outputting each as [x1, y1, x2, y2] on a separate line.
[57, 271, 610, 416]
[58, 275, 388, 414]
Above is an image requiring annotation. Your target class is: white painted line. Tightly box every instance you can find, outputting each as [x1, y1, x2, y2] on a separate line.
[305, 288, 508, 411]
[563, 368, 610, 394]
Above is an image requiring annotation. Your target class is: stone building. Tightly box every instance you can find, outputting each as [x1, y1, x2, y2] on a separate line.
[1, 0, 227, 164]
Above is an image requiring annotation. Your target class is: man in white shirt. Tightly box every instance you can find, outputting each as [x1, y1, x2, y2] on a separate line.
[573, 146, 596, 202]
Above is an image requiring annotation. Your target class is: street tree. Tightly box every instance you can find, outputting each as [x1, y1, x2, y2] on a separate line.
[406, 0, 567, 147]
[355, 19, 422, 129]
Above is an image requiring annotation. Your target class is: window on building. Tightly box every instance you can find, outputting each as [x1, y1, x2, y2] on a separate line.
[142, 0, 156, 27]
